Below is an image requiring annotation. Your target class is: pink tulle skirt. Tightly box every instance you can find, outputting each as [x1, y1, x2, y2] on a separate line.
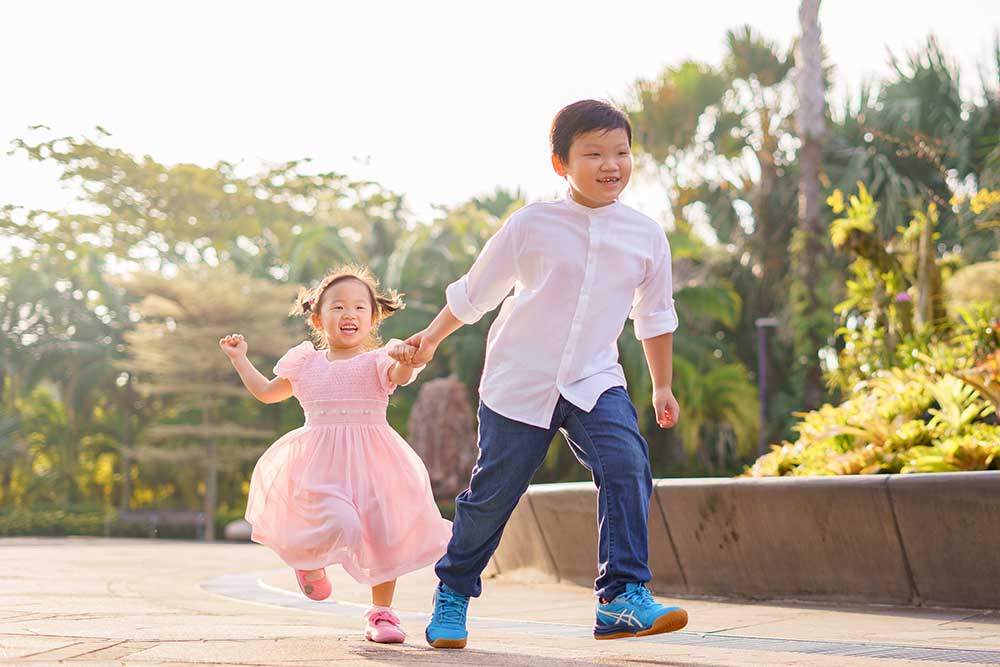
[245, 412, 452, 585]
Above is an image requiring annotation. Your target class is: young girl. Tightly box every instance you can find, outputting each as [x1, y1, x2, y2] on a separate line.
[219, 265, 451, 644]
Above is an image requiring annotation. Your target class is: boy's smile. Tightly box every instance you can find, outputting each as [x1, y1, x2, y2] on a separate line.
[552, 128, 632, 208]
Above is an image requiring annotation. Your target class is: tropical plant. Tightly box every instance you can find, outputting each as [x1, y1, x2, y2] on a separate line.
[628, 24, 831, 447]
[749, 177, 999, 477]
[747, 365, 998, 477]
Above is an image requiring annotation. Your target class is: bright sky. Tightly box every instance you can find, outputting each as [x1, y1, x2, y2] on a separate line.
[1, 0, 998, 227]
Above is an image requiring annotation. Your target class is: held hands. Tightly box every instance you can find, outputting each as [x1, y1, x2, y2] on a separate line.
[653, 387, 680, 429]
[396, 329, 438, 367]
[219, 333, 248, 360]
[386, 340, 421, 367]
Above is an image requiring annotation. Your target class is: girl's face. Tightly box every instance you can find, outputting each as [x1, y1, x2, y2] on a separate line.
[312, 278, 375, 350]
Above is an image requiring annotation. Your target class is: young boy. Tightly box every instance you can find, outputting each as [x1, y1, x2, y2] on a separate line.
[392, 99, 688, 648]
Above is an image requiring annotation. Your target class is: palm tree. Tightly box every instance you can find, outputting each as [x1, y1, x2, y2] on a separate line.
[628, 30, 799, 453]
[616, 224, 758, 472]
[0, 247, 130, 505]
[793, 0, 828, 408]
[825, 38, 994, 242]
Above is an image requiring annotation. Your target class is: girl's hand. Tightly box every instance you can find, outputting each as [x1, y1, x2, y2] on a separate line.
[219, 333, 248, 360]
[403, 329, 438, 366]
[387, 340, 420, 366]
[653, 387, 680, 429]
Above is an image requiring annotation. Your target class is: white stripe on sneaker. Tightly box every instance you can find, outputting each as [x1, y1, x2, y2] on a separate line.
[597, 608, 642, 628]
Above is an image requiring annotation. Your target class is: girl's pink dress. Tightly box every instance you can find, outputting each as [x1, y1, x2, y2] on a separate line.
[245, 340, 452, 585]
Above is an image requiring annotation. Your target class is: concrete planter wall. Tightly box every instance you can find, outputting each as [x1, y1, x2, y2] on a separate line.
[489, 471, 1000, 609]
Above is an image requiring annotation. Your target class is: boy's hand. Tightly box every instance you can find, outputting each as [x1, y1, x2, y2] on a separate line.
[387, 340, 420, 367]
[403, 329, 439, 366]
[653, 387, 680, 429]
[219, 333, 248, 360]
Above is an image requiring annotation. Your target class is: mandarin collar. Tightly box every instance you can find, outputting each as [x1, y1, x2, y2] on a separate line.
[563, 190, 621, 217]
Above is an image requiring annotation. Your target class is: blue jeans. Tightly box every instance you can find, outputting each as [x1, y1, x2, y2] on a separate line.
[435, 386, 653, 601]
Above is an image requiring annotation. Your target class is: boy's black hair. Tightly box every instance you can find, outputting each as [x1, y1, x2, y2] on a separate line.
[550, 99, 632, 164]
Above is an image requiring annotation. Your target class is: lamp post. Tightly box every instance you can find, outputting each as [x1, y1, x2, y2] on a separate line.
[755, 317, 779, 457]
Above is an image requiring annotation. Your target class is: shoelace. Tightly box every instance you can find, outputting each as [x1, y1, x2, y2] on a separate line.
[620, 583, 655, 607]
[435, 586, 468, 624]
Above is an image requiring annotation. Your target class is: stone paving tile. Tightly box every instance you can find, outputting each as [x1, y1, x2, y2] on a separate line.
[0, 538, 996, 667]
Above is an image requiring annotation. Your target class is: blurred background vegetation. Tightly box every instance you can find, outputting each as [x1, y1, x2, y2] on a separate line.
[2, 10, 999, 538]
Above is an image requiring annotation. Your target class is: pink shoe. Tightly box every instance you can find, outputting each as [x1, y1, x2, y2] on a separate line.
[294, 568, 331, 601]
[364, 606, 406, 644]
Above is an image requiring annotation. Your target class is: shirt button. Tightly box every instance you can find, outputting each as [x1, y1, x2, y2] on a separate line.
[340, 409, 348, 415]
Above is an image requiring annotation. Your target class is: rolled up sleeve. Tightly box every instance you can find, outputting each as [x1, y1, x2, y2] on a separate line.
[630, 234, 679, 339]
[446, 215, 520, 325]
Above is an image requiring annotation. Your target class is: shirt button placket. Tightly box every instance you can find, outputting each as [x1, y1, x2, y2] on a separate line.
[559, 216, 599, 383]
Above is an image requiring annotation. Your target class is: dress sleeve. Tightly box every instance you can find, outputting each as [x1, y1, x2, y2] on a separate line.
[273, 341, 315, 380]
[375, 339, 426, 394]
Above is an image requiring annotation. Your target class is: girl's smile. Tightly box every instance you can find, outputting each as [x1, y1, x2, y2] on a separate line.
[313, 278, 376, 353]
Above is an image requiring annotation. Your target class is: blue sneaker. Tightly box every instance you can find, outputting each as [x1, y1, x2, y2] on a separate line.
[425, 582, 469, 649]
[594, 582, 688, 640]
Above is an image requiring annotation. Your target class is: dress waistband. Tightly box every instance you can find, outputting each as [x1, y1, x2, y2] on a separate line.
[302, 400, 388, 426]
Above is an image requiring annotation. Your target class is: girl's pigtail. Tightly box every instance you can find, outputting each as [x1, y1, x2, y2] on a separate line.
[375, 291, 404, 320]
[290, 286, 315, 317]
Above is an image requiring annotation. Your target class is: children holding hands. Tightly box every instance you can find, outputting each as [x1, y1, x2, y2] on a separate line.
[221, 99, 688, 650]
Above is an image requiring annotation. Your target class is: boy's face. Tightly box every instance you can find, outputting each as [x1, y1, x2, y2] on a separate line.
[551, 128, 632, 208]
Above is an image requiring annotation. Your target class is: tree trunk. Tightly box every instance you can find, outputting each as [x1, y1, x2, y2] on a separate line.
[64, 376, 81, 505]
[755, 150, 782, 319]
[119, 378, 133, 511]
[1, 467, 11, 506]
[916, 210, 945, 328]
[796, 143, 826, 409]
[203, 406, 217, 542]
[0, 366, 8, 504]
[794, 0, 827, 408]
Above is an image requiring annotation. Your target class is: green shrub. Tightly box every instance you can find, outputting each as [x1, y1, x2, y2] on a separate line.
[0, 505, 240, 540]
[748, 184, 1000, 478]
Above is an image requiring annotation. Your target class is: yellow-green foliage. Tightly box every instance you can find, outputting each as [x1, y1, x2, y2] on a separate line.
[746, 366, 999, 477]
[751, 180, 1000, 478]
[828, 183, 877, 249]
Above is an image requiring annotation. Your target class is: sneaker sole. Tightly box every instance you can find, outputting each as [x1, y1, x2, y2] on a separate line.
[428, 637, 467, 649]
[594, 608, 688, 640]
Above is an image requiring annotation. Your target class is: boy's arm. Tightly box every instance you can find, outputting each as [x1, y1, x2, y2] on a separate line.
[403, 306, 465, 366]
[642, 332, 680, 429]
[631, 233, 680, 429]
[403, 216, 521, 366]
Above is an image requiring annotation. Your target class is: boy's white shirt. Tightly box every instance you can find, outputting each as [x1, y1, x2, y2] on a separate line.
[446, 193, 678, 428]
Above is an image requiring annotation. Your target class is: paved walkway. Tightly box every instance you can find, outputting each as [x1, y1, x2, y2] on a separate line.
[1, 538, 998, 666]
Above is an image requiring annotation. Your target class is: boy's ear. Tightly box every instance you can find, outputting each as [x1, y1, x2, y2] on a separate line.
[310, 312, 322, 329]
[551, 153, 568, 178]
